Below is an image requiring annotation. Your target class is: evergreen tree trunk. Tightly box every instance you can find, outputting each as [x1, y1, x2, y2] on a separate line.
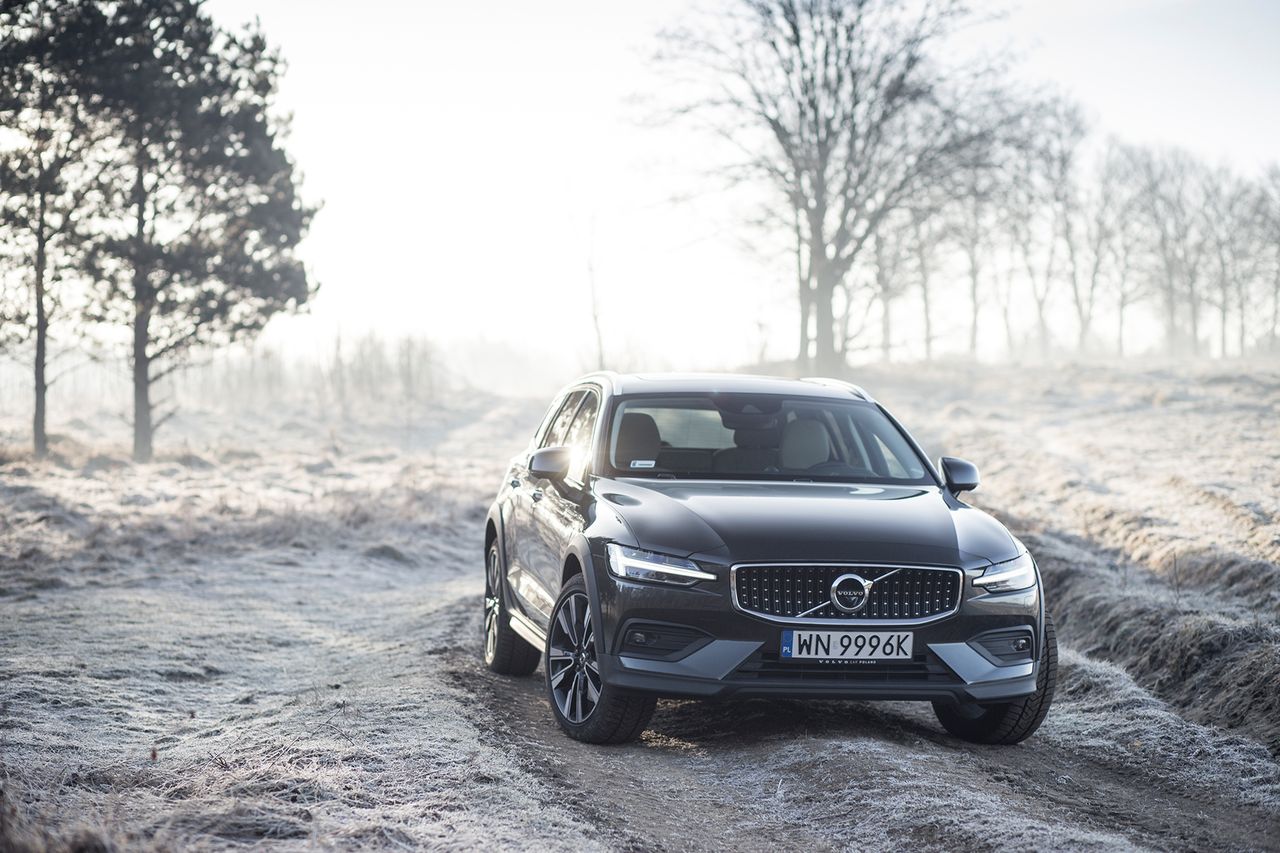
[130, 161, 153, 462]
[32, 222, 48, 459]
[132, 297, 152, 462]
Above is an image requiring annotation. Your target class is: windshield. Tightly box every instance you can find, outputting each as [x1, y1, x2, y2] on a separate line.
[603, 394, 933, 484]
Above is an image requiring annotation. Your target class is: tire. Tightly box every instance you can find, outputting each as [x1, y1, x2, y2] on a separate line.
[933, 612, 1058, 745]
[545, 574, 656, 744]
[483, 543, 540, 676]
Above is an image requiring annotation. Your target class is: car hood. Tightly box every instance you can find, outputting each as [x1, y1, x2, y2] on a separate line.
[596, 478, 1019, 568]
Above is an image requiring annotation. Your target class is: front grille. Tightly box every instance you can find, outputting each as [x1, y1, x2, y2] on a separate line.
[732, 564, 962, 623]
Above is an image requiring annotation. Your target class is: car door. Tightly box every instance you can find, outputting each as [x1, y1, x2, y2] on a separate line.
[506, 389, 585, 621]
[525, 388, 600, 627]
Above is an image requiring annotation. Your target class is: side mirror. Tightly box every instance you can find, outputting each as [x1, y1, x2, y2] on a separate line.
[529, 445, 572, 481]
[939, 456, 980, 494]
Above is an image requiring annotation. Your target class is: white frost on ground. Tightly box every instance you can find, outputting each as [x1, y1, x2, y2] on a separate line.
[2, 364, 1279, 851]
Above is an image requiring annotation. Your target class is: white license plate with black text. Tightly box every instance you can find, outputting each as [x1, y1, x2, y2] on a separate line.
[781, 630, 913, 660]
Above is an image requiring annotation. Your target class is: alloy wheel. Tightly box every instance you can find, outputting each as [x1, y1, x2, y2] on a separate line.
[483, 547, 502, 665]
[547, 591, 600, 723]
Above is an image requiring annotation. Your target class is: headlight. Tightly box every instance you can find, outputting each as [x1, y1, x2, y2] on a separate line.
[974, 551, 1037, 593]
[606, 544, 716, 585]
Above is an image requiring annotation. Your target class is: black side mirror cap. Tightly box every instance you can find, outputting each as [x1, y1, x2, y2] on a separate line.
[939, 456, 980, 494]
[529, 445, 572, 481]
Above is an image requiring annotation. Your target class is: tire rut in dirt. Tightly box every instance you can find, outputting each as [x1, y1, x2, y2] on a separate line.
[441, 597, 1280, 852]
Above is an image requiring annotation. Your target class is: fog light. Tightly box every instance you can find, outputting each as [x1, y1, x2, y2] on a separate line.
[1012, 637, 1031, 652]
[630, 631, 650, 646]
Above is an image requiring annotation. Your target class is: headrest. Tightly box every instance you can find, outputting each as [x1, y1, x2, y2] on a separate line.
[616, 412, 661, 467]
[780, 419, 832, 469]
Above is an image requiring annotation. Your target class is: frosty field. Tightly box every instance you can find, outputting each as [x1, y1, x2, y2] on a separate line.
[2, 365, 1279, 851]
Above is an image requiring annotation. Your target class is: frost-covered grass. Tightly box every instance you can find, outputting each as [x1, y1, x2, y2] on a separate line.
[3, 365, 1280, 851]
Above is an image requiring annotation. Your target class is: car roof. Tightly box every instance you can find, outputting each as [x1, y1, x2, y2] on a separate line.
[574, 371, 874, 402]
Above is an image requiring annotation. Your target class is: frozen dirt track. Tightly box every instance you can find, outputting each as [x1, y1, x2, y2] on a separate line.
[3, 367, 1280, 851]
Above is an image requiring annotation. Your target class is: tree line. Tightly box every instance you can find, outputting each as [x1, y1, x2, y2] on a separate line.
[663, 0, 1280, 369]
[0, 0, 313, 461]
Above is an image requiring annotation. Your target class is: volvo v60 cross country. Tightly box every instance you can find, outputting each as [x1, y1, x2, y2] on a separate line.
[482, 373, 1056, 744]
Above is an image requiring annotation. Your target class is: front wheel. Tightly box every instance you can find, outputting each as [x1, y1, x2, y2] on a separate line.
[546, 575, 655, 744]
[933, 612, 1058, 745]
[483, 543, 540, 676]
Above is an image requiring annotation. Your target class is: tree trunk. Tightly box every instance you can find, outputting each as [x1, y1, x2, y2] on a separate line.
[1035, 297, 1051, 359]
[880, 287, 892, 362]
[1162, 275, 1178, 354]
[966, 246, 980, 357]
[1187, 280, 1202, 356]
[32, 216, 48, 459]
[811, 272, 840, 373]
[921, 272, 933, 362]
[795, 210, 811, 369]
[1273, 267, 1280, 352]
[1117, 298, 1126, 357]
[132, 298, 152, 462]
[1236, 280, 1247, 356]
[131, 160, 153, 462]
[1220, 297, 1229, 359]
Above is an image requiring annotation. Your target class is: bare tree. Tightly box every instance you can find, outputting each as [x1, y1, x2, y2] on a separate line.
[662, 0, 1016, 371]
[1004, 99, 1086, 358]
[951, 163, 1002, 356]
[1129, 148, 1212, 356]
[1262, 166, 1280, 352]
[1201, 168, 1259, 358]
[1109, 160, 1152, 357]
[907, 202, 947, 361]
[869, 214, 912, 360]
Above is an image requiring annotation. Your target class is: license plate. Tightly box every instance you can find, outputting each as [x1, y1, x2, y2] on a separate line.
[781, 630, 913, 660]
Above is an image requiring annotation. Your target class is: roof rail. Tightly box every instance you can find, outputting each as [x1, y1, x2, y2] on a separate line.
[576, 370, 620, 392]
[799, 376, 874, 402]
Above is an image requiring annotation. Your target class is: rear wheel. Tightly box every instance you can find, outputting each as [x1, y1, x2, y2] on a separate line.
[546, 574, 655, 744]
[933, 612, 1058, 745]
[483, 543, 539, 675]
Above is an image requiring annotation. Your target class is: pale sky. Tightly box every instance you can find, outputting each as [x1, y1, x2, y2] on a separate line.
[206, 0, 1280, 382]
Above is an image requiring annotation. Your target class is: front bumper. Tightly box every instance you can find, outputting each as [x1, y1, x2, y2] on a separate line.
[591, 554, 1042, 704]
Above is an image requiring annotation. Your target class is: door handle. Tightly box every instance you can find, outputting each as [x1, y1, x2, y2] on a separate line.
[531, 489, 544, 502]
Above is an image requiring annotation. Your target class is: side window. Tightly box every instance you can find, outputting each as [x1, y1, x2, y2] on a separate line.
[540, 390, 585, 449]
[563, 391, 600, 483]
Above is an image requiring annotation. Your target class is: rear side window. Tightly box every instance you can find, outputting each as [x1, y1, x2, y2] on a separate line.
[540, 390, 585, 449]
